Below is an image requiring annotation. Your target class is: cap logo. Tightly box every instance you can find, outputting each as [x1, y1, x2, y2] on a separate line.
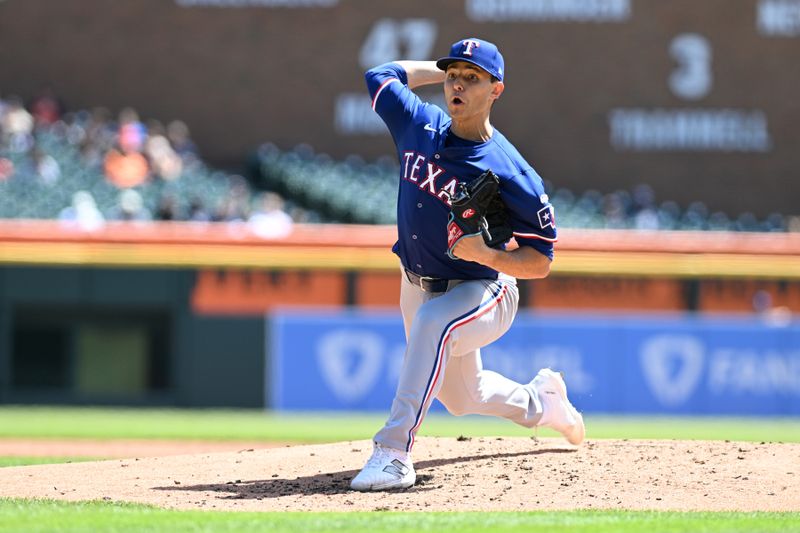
[461, 39, 480, 56]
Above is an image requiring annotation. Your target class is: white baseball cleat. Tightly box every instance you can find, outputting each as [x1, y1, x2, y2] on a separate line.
[531, 368, 585, 445]
[350, 442, 416, 491]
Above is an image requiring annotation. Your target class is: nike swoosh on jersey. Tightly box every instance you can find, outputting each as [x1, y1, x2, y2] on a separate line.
[423, 123, 437, 132]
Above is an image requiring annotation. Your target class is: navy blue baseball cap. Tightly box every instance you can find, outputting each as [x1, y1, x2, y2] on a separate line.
[436, 38, 504, 81]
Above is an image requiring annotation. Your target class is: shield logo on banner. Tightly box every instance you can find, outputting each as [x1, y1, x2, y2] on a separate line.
[316, 329, 384, 403]
[640, 335, 705, 407]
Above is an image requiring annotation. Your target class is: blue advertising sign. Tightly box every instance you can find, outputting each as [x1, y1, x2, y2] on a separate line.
[268, 311, 800, 415]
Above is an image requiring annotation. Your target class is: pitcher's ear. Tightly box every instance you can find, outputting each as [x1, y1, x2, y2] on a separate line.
[491, 81, 505, 100]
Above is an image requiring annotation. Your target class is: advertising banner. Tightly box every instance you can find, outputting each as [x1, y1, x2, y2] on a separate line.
[269, 311, 800, 415]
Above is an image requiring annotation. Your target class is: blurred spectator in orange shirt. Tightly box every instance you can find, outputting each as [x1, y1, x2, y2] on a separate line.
[104, 144, 150, 188]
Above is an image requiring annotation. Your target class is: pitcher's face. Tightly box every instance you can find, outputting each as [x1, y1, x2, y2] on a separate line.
[443, 62, 504, 120]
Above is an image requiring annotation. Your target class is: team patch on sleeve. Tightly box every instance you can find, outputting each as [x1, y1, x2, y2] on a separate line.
[537, 205, 556, 229]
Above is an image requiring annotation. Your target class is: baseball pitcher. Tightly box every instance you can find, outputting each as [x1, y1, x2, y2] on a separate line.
[351, 38, 585, 492]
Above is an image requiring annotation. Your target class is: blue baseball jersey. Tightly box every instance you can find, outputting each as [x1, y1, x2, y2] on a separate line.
[365, 62, 556, 280]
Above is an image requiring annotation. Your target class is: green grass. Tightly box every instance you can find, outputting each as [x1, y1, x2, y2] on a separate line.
[1, 408, 798, 532]
[0, 499, 797, 533]
[0, 406, 798, 443]
[0, 457, 94, 467]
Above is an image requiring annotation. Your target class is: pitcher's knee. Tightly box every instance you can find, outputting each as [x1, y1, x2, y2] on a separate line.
[440, 397, 471, 417]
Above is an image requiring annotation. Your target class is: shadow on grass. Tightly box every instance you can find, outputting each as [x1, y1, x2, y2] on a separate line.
[151, 447, 577, 499]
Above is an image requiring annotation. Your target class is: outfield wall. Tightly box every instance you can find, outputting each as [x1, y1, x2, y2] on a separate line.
[1, 221, 798, 408]
[269, 311, 800, 415]
[0, 266, 266, 407]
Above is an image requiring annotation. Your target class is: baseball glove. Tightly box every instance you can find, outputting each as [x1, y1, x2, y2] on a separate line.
[446, 169, 513, 260]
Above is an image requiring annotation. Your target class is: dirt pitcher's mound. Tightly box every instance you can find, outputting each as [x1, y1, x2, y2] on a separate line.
[0, 437, 797, 512]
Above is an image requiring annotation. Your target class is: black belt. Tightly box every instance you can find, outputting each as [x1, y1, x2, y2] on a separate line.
[404, 269, 453, 293]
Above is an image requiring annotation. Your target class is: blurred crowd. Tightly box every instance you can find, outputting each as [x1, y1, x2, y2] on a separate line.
[255, 143, 794, 232]
[545, 183, 790, 233]
[1, 88, 794, 233]
[0, 88, 305, 235]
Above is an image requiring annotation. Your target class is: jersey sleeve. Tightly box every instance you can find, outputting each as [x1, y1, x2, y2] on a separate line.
[364, 63, 424, 142]
[500, 169, 557, 260]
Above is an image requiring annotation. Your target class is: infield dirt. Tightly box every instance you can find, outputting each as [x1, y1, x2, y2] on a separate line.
[0, 437, 797, 512]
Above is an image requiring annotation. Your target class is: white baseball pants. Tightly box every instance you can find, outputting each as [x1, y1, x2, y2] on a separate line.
[373, 272, 544, 452]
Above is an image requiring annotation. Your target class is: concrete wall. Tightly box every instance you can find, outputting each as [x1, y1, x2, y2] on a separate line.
[0, 266, 265, 407]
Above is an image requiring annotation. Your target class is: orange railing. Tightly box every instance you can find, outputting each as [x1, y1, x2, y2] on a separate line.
[1, 219, 799, 279]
